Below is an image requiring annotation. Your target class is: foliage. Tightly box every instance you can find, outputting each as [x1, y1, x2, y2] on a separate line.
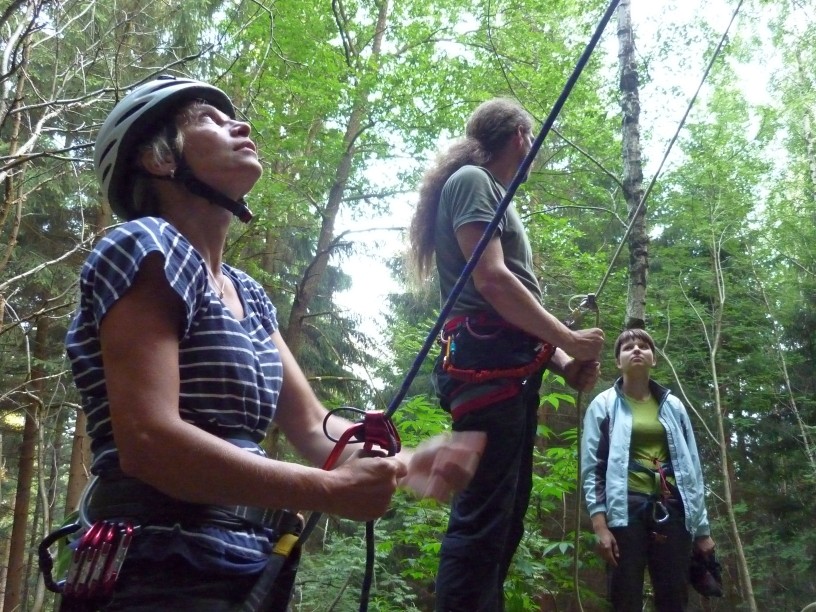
[2, 0, 816, 609]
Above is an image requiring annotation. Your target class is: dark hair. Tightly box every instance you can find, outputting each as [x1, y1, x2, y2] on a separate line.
[408, 98, 533, 278]
[614, 328, 656, 358]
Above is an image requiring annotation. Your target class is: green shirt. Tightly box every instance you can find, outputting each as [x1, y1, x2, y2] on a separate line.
[435, 165, 541, 316]
[626, 394, 672, 495]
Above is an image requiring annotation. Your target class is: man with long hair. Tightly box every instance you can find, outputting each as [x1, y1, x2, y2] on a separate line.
[409, 98, 605, 611]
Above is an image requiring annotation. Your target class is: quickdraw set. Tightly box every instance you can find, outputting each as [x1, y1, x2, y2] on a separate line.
[64, 520, 134, 601]
[38, 517, 136, 610]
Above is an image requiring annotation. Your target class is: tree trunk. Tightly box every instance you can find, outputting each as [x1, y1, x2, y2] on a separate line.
[749, 252, 816, 475]
[3, 314, 48, 612]
[617, 0, 648, 330]
[0, 504, 10, 605]
[64, 410, 91, 517]
[707, 233, 757, 611]
[283, 0, 390, 356]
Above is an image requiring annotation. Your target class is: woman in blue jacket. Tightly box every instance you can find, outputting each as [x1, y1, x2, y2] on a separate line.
[581, 328, 716, 611]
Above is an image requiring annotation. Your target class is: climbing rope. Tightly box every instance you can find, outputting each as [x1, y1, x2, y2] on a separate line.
[304, 1, 748, 610]
[384, 0, 623, 420]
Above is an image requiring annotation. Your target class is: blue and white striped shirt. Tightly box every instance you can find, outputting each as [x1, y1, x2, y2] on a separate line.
[65, 216, 284, 572]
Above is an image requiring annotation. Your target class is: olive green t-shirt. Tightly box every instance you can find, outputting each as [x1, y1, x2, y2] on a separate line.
[627, 394, 672, 495]
[435, 165, 541, 315]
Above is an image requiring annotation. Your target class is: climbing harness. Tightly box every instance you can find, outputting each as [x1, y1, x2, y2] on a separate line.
[434, 312, 557, 420]
[628, 459, 677, 527]
[38, 471, 305, 612]
[439, 313, 556, 384]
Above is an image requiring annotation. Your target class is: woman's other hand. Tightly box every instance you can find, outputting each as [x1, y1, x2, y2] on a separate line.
[591, 513, 620, 567]
[399, 431, 487, 503]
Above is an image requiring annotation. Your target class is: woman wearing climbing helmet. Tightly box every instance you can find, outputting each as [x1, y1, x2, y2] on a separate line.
[63, 76, 484, 610]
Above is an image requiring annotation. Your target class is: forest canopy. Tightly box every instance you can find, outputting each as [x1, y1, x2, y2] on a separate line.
[1, 0, 814, 610]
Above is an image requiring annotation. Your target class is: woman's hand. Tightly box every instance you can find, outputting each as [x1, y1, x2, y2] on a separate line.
[591, 513, 619, 567]
[399, 431, 487, 503]
[595, 527, 619, 567]
[325, 453, 408, 522]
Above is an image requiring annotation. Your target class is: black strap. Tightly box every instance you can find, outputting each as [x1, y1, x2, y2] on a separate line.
[628, 459, 673, 477]
[87, 475, 278, 530]
[235, 544, 301, 612]
[175, 160, 253, 222]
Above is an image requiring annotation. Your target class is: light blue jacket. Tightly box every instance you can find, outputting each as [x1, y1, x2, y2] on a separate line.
[581, 378, 711, 538]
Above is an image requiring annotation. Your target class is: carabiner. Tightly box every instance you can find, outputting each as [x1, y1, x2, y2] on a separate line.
[652, 500, 670, 524]
[563, 293, 598, 330]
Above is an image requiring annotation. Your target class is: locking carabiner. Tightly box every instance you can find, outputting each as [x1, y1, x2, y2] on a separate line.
[652, 500, 670, 524]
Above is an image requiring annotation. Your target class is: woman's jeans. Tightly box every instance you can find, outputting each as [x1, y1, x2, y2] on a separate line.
[607, 496, 693, 612]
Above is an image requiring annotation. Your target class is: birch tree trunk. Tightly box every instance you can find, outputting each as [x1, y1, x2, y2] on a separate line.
[617, 0, 648, 329]
[667, 227, 758, 610]
[749, 253, 816, 475]
[704, 231, 757, 611]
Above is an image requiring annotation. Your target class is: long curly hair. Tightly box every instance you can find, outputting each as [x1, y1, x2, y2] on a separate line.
[409, 98, 533, 278]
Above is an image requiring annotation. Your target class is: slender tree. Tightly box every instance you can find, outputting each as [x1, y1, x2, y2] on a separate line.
[617, 0, 648, 329]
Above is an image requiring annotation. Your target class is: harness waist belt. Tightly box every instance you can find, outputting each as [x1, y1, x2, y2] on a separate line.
[87, 475, 279, 530]
[440, 312, 555, 384]
[628, 459, 674, 477]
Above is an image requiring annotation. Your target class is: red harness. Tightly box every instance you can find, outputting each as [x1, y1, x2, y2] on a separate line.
[438, 314, 555, 420]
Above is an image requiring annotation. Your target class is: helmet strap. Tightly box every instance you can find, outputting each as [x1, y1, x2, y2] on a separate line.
[172, 157, 254, 223]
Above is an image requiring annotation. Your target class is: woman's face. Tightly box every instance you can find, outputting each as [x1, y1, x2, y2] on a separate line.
[616, 336, 656, 373]
[177, 103, 262, 199]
